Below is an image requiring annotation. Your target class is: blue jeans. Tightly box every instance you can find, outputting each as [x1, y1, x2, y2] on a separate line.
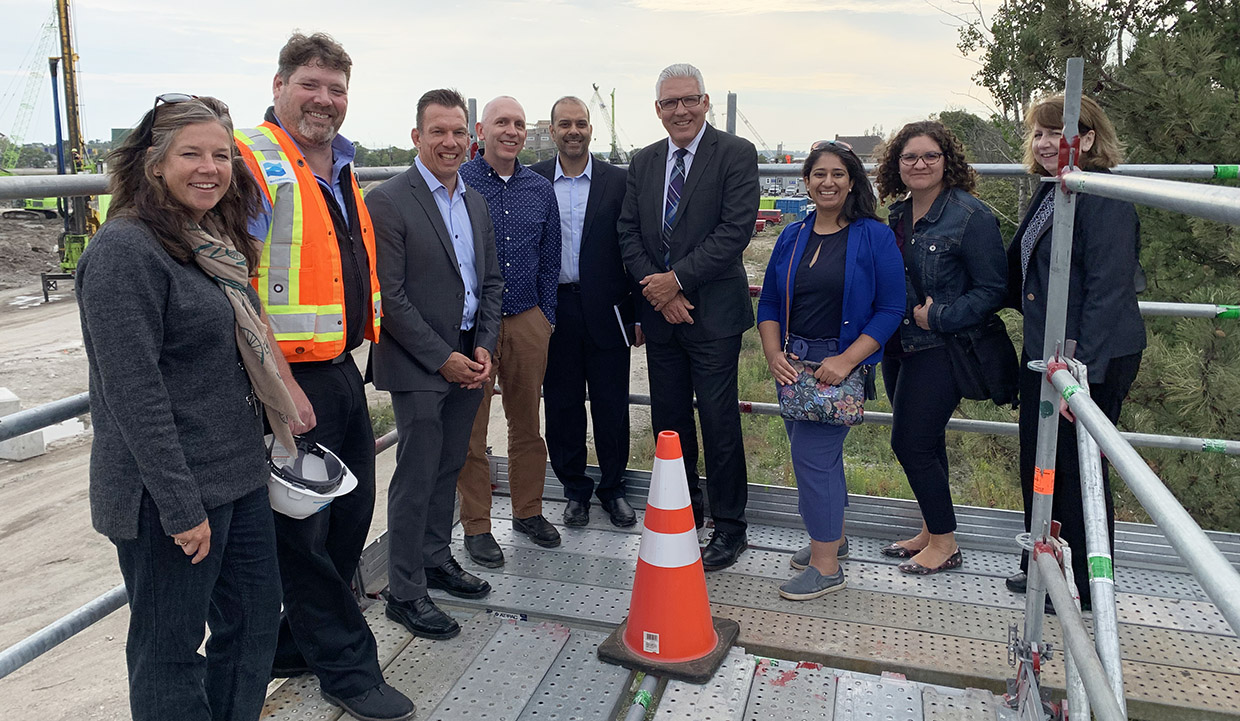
[114, 487, 281, 721]
[784, 335, 851, 541]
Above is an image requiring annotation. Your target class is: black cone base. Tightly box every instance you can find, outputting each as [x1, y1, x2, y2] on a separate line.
[597, 615, 740, 685]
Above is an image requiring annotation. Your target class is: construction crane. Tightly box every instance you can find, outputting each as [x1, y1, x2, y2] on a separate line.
[736, 107, 776, 163]
[590, 84, 628, 163]
[1, 12, 58, 173]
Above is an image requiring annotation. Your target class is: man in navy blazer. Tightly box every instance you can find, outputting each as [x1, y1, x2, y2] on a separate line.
[531, 96, 638, 529]
[617, 63, 760, 570]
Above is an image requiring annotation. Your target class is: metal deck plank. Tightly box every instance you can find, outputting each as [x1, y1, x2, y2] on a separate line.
[382, 612, 500, 718]
[834, 673, 924, 721]
[428, 621, 571, 721]
[515, 629, 631, 721]
[744, 658, 838, 721]
[922, 687, 1005, 721]
[261, 603, 414, 721]
[655, 648, 754, 721]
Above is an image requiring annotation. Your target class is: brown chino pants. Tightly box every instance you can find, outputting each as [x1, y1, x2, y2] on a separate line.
[457, 306, 553, 534]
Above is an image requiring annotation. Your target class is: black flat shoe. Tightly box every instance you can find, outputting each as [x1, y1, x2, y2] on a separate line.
[898, 549, 963, 575]
[425, 557, 491, 599]
[600, 496, 637, 527]
[385, 595, 460, 640]
[513, 514, 562, 547]
[1006, 571, 1028, 594]
[880, 542, 920, 559]
[464, 532, 505, 568]
[322, 682, 415, 721]
[701, 531, 747, 571]
[563, 500, 589, 527]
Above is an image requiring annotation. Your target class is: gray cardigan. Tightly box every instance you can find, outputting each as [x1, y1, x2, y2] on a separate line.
[77, 217, 268, 540]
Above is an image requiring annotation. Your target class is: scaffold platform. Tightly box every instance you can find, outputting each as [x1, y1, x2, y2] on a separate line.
[261, 460, 1240, 721]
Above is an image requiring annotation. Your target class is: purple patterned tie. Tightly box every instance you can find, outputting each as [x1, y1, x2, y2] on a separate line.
[662, 148, 688, 269]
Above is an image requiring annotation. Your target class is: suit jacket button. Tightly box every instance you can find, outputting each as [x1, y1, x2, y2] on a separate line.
[1027, 293, 1035, 301]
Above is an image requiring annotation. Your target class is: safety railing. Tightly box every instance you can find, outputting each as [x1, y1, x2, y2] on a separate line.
[1010, 57, 1240, 721]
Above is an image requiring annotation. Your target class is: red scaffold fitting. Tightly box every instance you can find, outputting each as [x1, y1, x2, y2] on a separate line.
[1057, 134, 1081, 193]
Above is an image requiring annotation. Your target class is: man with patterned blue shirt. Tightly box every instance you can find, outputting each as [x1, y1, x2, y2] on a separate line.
[457, 95, 562, 568]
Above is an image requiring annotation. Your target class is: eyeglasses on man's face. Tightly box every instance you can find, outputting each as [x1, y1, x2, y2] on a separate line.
[899, 151, 944, 167]
[657, 94, 704, 112]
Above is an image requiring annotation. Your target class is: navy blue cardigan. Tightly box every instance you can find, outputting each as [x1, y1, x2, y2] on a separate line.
[757, 212, 905, 366]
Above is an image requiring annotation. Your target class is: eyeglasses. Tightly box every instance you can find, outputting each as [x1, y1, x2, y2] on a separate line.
[657, 94, 704, 111]
[899, 151, 944, 166]
[137, 93, 228, 145]
[810, 139, 853, 152]
[154, 92, 198, 112]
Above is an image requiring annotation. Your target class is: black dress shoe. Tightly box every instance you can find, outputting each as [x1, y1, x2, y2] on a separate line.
[563, 500, 589, 527]
[426, 557, 491, 599]
[513, 514, 562, 547]
[600, 496, 637, 527]
[385, 595, 460, 640]
[1006, 571, 1028, 594]
[464, 532, 505, 568]
[701, 531, 747, 571]
[323, 681, 416, 721]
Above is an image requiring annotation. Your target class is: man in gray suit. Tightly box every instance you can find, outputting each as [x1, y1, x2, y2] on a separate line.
[367, 88, 504, 640]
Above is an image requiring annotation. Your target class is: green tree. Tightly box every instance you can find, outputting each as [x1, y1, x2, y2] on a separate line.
[16, 144, 53, 168]
[353, 143, 415, 167]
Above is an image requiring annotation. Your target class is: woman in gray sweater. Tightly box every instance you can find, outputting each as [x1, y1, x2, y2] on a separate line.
[78, 95, 298, 721]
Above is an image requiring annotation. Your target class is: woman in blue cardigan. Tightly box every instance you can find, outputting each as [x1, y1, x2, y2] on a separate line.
[757, 140, 905, 600]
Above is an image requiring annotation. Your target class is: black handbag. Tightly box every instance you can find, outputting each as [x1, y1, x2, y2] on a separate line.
[900, 210, 1019, 406]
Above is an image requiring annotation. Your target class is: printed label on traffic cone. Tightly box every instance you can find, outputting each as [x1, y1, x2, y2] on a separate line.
[621, 431, 719, 663]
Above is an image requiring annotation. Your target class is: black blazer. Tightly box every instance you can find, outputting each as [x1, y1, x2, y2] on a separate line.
[617, 123, 759, 342]
[366, 166, 504, 392]
[530, 156, 634, 349]
[1006, 177, 1146, 380]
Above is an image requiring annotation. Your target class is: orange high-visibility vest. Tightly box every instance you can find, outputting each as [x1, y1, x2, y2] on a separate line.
[236, 123, 381, 362]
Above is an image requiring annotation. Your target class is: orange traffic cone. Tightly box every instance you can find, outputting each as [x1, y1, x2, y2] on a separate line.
[597, 431, 739, 683]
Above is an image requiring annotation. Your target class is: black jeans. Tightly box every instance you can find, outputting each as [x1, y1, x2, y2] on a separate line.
[273, 356, 381, 697]
[114, 488, 280, 721]
[1018, 351, 1142, 605]
[882, 345, 963, 535]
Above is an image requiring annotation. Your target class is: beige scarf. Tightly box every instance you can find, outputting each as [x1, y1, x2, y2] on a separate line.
[189, 220, 298, 455]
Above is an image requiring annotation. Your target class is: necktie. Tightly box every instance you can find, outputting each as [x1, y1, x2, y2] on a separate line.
[662, 148, 688, 268]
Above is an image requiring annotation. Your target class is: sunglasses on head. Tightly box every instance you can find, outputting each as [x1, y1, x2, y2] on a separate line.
[810, 139, 854, 153]
[137, 93, 228, 144]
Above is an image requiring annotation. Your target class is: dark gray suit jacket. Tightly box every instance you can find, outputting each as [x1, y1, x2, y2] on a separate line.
[367, 166, 504, 392]
[530, 156, 634, 348]
[617, 123, 759, 343]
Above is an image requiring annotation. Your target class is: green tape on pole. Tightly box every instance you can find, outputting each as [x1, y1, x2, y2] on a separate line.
[633, 690, 653, 708]
[1062, 384, 1082, 401]
[1088, 554, 1114, 580]
[1217, 305, 1240, 319]
[1215, 165, 1239, 179]
[1203, 439, 1228, 454]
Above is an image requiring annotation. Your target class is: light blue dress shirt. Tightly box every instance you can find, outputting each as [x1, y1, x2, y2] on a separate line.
[553, 156, 592, 284]
[415, 156, 479, 331]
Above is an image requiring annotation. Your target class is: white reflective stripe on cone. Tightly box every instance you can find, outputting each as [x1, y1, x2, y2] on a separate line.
[647, 456, 691, 510]
[637, 527, 701, 568]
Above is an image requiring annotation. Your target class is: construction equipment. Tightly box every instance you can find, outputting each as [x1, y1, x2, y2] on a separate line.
[1, 11, 61, 220]
[736, 107, 776, 162]
[590, 84, 629, 163]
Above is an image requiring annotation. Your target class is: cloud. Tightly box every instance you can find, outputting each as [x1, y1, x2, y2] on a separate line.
[626, 0, 938, 15]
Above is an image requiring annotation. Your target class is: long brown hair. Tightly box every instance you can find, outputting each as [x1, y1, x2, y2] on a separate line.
[107, 96, 262, 270]
[1023, 94, 1124, 175]
[875, 120, 976, 201]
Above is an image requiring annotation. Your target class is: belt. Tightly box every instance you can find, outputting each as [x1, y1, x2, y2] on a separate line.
[558, 283, 581, 292]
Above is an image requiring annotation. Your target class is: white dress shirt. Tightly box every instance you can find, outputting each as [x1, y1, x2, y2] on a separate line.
[553, 155, 592, 284]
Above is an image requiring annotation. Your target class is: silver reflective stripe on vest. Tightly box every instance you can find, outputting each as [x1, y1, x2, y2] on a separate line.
[241, 128, 298, 308]
[267, 310, 345, 337]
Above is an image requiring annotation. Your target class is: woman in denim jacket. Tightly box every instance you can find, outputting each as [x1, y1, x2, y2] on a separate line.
[874, 121, 1007, 574]
[757, 140, 904, 599]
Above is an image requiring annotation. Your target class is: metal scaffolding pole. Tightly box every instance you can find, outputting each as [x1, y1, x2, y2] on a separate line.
[1060, 544, 1090, 721]
[0, 584, 126, 680]
[1022, 56, 1086, 652]
[1033, 550, 1127, 721]
[1050, 367, 1240, 636]
[0, 392, 89, 442]
[1057, 169, 1240, 226]
[1068, 363, 1126, 715]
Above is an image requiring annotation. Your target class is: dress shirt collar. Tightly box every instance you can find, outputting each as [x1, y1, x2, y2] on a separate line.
[554, 155, 593, 181]
[666, 122, 708, 159]
[414, 155, 465, 199]
[473, 150, 528, 181]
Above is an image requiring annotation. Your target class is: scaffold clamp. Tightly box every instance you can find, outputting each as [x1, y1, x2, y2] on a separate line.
[1058, 134, 1081, 192]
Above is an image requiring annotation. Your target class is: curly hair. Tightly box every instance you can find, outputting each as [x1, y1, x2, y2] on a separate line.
[107, 97, 263, 270]
[1023, 94, 1124, 175]
[874, 120, 975, 201]
[277, 32, 352, 83]
[801, 142, 880, 224]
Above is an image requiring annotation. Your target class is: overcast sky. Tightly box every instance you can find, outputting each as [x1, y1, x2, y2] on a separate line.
[0, 0, 997, 155]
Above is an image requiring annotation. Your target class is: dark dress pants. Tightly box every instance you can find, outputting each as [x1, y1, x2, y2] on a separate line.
[114, 488, 280, 721]
[645, 331, 747, 534]
[882, 346, 963, 535]
[1018, 351, 1142, 605]
[273, 356, 381, 698]
[543, 285, 632, 503]
[388, 381, 483, 602]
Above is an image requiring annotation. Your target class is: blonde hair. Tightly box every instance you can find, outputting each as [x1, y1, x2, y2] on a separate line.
[1023, 94, 1124, 175]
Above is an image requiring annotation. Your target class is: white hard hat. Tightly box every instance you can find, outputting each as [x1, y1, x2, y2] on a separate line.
[265, 435, 358, 519]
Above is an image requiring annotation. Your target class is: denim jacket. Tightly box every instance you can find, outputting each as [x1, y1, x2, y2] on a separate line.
[887, 187, 1007, 353]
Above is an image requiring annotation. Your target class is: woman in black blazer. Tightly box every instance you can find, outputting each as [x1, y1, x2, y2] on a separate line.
[1005, 94, 1146, 610]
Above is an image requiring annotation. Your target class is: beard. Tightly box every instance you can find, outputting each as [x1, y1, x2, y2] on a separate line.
[295, 113, 339, 146]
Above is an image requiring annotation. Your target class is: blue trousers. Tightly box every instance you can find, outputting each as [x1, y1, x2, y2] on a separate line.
[113, 487, 281, 721]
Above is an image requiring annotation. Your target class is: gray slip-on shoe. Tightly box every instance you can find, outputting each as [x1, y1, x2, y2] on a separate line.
[778, 566, 846, 601]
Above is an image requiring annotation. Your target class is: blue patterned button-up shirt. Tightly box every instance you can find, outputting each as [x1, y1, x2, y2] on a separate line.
[461, 153, 561, 325]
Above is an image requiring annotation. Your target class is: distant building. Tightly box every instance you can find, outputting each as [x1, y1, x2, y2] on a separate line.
[524, 119, 555, 160]
[832, 134, 882, 162]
